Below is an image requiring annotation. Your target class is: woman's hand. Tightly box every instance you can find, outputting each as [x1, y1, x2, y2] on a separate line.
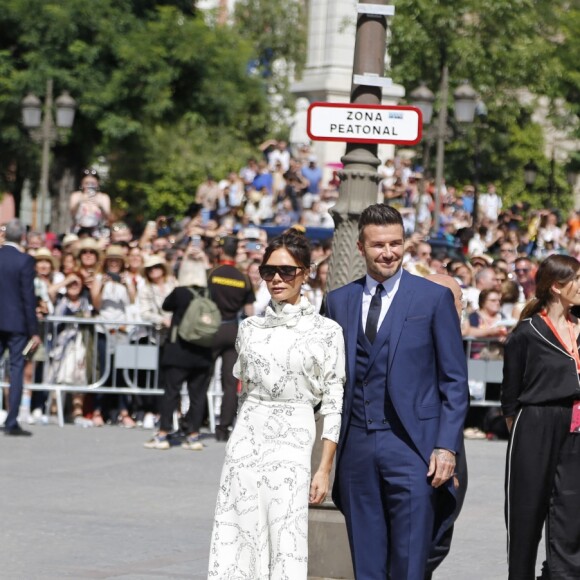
[309, 469, 330, 505]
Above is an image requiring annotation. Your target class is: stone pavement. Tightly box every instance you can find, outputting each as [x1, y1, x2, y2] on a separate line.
[0, 426, 540, 579]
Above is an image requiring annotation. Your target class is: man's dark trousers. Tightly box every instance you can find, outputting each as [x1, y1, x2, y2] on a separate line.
[339, 423, 436, 579]
[0, 333, 28, 430]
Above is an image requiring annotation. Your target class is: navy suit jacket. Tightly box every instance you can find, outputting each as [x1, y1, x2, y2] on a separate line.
[0, 244, 39, 336]
[326, 270, 469, 526]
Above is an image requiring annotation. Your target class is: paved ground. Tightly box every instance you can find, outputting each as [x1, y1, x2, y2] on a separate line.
[0, 425, 542, 579]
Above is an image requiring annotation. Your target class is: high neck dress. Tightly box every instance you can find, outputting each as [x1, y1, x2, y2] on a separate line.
[208, 296, 345, 579]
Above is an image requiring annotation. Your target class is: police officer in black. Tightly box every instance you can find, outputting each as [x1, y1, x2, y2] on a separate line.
[208, 236, 255, 441]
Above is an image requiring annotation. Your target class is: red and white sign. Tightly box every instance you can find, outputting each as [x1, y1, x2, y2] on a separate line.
[307, 102, 422, 145]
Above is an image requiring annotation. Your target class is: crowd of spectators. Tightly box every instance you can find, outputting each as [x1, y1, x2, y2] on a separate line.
[2, 147, 580, 436]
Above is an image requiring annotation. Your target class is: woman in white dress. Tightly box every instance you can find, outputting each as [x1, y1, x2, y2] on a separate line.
[208, 230, 345, 580]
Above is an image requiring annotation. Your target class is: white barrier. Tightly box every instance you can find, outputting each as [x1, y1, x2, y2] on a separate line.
[464, 337, 504, 407]
[0, 316, 222, 429]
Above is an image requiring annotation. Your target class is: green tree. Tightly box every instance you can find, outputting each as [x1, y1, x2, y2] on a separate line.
[0, 0, 271, 223]
[233, 0, 307, 134]
[389, 0, 574, 210]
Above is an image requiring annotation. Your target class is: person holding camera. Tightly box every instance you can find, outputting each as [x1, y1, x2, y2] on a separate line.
[90, 245, 136, 427]
[69, 169, 111, 236]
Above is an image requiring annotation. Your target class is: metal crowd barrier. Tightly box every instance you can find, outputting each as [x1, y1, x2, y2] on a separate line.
[0, 316, 223, 429]
[464, 337, 504, 407]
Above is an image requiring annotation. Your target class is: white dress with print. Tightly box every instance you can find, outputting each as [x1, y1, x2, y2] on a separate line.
[208, 297, 345, 580]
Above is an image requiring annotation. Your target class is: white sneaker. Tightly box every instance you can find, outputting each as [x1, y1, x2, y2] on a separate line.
[142, 413, 156, 430]
[143, 435, 170, 450]
[0, 409, 7, 427]
[27, 408, 43, 425]
[74, 416, 94, 428]
[18, 407, 32, 425]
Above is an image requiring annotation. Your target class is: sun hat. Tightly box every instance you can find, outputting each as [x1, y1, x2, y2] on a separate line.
[75, 237, 102, 257]
[142, 254, 169, 277]
[103, 245, 126, 261]
[33, 247, 58, 269]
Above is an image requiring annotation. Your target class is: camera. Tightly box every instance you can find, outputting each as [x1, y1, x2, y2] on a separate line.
[245, 241, 262, 252]
[107, 272, 122, 283]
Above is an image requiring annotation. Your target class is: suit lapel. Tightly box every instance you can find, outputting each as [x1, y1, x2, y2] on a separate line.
[387, 270, 415, 374]
[346, 279, 364, 385]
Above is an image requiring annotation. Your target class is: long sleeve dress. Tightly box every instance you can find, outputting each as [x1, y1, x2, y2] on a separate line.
[208, 296, 345, 580]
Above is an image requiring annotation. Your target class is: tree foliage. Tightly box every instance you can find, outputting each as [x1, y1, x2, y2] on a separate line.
[233, 0, 307, 133]
[0, 0, 271, 222]
[389, 0, 577, 209]
[1, 0, 578, 223]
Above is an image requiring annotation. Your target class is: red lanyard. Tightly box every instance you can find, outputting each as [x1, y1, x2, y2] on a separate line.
[540, 312, 580, 371]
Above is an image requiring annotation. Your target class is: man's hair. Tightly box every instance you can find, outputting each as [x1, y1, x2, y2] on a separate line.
[5, 219, 24, 244]
[219, 236, 238, 258]
[358, 204, 404, 242]
[474, 266, 495, 286]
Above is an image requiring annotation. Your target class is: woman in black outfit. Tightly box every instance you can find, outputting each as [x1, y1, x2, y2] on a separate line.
[502, 254, 580, 579]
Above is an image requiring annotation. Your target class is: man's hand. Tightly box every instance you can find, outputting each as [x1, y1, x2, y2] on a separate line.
[427, 448, 456, 488]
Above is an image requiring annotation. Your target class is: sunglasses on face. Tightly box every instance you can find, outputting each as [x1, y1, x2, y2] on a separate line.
[259, 265, 303, 282]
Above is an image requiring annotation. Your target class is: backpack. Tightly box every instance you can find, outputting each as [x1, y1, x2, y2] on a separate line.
[173, 288, 222, 347]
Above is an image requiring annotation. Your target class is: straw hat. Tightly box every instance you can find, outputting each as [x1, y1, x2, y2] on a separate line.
[142, 254, 169, 277]
[75, 237, 102, 257]
[33, 247, 58, 270]
[104, 245, 126, 261]
[62, 233, 79, 247]
[470, 253, 493, 267]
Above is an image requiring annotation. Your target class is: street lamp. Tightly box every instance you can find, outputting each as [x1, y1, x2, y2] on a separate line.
[21, 80, 76, 231]
[453, 81, 478, 123]
[409, 83, 435, 125]
[410, 75, 482, 233]
[524, 160, 539, 188]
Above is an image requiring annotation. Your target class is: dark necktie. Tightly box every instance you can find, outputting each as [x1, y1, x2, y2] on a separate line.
[365, 283, 384, 343]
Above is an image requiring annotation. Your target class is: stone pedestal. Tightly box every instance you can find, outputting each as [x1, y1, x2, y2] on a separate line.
[308, 503, 354, 580]
[308, 413, 354, 580]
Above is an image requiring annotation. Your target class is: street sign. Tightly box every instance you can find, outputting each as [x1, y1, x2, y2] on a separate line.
[307, 102, 422, 145]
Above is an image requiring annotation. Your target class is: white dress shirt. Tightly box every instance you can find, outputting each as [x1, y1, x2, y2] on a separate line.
[361, 268, 403, 332]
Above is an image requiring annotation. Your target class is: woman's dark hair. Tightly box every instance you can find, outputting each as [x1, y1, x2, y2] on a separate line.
[358, 204, 404, 242]
[478, 288, 500, 309]
[519, 254, 580, 321]
[261, 229, 311, 270]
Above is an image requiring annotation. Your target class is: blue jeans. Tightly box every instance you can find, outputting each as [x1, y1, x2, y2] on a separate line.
[0, 332, 28, 430]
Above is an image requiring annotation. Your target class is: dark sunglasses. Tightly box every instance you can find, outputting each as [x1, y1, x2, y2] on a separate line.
[515, 268, 530, 273]
[259, 265, 303, 282]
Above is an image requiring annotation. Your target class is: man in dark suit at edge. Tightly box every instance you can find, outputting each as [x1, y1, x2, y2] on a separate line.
[0, 219, 41, 436]
[325, 204, 469, 579]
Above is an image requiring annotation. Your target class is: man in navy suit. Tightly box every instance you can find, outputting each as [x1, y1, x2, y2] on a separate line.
[0, 219, 40, 436]
[325, 204, 468, 579]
